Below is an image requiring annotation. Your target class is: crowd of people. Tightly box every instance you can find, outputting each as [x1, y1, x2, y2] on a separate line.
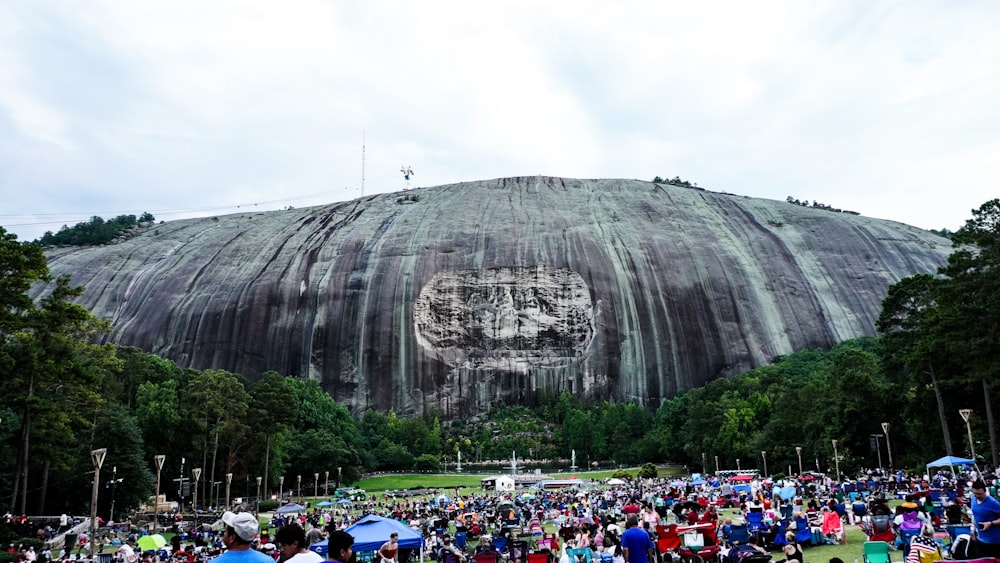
[7, 465, 1000, 563]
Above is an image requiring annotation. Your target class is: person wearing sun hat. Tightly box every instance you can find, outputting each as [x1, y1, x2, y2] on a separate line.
[213, 511, 272, 563]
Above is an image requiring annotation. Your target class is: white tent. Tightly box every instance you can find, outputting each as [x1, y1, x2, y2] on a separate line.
[495, 475, 515, 491]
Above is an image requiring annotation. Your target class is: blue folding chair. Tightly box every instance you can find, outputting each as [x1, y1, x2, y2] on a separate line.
[491, 537, 508, 555]
[794, 516, 812, 546]
[727, 524, 751, 546]
[746, 511, 766, 538]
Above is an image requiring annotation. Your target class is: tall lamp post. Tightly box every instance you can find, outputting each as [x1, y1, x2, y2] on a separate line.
[736, 458, 741, 471]
[795, 446, 803, 476]
[225, 473, 233, 510]
[702, 452, 707, 473]
[192, 468, 202, 514]
[960, 409, 978, 469]
[337, 467, 342, 489]
[153, 455, 165, 532]
[831, 440, 841, 482]
[882, 422, 893, 469]
[314, 473, 319, 498]
[715, 456, 720, 473]
[255, 476, 262, 517]
[279, 476, 284, 501]
[110, 466, 119, 523]
[297, 475, 302, 502]
[325, 471, 330, 497]
[89, 448, 107, 557]
[761, 451, 768, 478]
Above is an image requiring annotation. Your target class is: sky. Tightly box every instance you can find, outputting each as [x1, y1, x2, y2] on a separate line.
[2, 1, 999, 242]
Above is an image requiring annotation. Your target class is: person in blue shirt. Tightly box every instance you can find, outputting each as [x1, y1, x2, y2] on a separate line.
[620, 516, 653, 563]
[212, 511, 273, 563]
[971, 480, 1000, 558]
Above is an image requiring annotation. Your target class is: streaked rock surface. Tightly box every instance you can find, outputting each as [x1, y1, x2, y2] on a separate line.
[40, 177, 950, 416]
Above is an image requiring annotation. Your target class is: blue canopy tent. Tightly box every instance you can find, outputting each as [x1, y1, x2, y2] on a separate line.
[311, 515, 423, 559]
[275, 502, 308, 514]
[926, 455, 976, 480]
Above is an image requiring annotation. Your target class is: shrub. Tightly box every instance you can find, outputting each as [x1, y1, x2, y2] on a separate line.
[638, 463, 658, 478]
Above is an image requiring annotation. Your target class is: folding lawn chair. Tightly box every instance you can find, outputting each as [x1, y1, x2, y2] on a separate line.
[863, 541, 891, 563]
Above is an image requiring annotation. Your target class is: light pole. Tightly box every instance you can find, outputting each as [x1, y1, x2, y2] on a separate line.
[110, 466, 119, 523]
[255, 476, 262, 517]
[192, 468, 202, 513]
[714, 456, 719, 473]
[279, 476, 284, 500]
[89, 448, 107, 557]
[178, 457, 185, 511]
[736, 458, 741, 471]
[225, 473, 233, 510]
[337, 467, 342, 489]
[795, 446, 803, 476]
[831, 440, 841, 482]
[761, 451, 768, 478]
[314, 473, 319, 498]
[153, 455, 165, 532]
[702, 452, 707, 473]
[960, 409, 978, 469]
[297, 475, 302, 502]
[325, 471, 330, 497]
[882, 422, 893, 470]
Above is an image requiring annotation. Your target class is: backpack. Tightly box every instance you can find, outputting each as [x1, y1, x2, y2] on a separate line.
[950, 534, 972, 560]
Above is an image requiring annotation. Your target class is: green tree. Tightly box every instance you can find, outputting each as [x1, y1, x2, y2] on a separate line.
[249, 372, 297, 494]
[6, 271, 117, 513]
[185, 369, 251, 507]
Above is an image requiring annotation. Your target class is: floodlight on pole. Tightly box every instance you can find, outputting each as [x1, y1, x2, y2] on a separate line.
[960, 409, 978, 470]
[314, 473, 319, 498]
[795, 446, 803, 476]
[192, 468, 202, 513]
[89, 448, 107, 557]
[255, 476, 262, 517]
[761, 451, 768, 478]
[279, 475, 284, 500]
[325, 471, 330, 497]
[153, 455, 165, 532]
[225, 473, 233, 510]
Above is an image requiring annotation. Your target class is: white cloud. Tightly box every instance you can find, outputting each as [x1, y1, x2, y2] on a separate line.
[1, 0, 999, 240]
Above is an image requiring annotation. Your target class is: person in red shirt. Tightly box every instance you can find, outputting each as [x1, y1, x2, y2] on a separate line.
[622, 499, 641, 515]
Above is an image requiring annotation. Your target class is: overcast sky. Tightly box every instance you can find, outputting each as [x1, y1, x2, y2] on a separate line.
[2, 1, 998, 242]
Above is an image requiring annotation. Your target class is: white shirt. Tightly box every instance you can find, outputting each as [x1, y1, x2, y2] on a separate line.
[286, 551, 323, 563]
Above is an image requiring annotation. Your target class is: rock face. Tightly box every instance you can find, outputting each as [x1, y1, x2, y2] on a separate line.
[40, 177, 951, 416]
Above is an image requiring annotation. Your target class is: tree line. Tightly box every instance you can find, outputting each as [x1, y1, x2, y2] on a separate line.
[36, 212, 155, 247]
[1, 199, 997, 518]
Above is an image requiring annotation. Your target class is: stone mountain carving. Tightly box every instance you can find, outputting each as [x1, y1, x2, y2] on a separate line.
[37, 177, 952, 417]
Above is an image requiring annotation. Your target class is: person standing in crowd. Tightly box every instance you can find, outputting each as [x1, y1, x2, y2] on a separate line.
[620, 516, 653, 563]
[378, 533, 398, 563]
[274, 524, 323, 563]
[325, 530, 355, 563]
[971, 480, 1000, 558]
[213, 512, 272, 563]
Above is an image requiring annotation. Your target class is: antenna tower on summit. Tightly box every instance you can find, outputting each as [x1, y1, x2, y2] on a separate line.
[401, 166, 414, 190]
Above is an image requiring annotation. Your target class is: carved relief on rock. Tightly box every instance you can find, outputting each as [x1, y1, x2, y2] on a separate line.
[414, 265, 595, 372]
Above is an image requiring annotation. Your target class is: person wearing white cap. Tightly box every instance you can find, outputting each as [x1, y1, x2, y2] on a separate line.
[213, 511, 272, 563]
